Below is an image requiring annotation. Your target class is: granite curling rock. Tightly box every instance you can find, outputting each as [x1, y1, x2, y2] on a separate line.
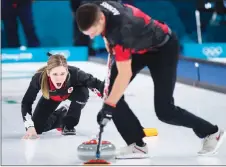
[77, 139, 116, 161]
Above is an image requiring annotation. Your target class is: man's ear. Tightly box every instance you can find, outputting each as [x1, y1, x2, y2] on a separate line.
[100, 12, 105, 21]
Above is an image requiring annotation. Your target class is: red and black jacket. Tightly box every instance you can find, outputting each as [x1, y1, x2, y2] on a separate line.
[21, 65, 104, 122]
[93, 1, 171, 61]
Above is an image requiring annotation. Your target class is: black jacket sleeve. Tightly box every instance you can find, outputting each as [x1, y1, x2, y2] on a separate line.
[75, 67, 104, 95]
[21, 73, 41, 124]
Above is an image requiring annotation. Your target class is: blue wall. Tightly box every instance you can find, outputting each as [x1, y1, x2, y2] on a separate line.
[18, 1, 73, 47]
[2, 0, 225, 48]
[1, 1, 105, 49]
[1, 46, 88, 63]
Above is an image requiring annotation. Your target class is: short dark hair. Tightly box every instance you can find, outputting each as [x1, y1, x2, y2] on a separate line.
[76, 3, 101, 31]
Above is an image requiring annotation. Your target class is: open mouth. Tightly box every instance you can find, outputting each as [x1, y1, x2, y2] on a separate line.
[56, 83, 62, 87]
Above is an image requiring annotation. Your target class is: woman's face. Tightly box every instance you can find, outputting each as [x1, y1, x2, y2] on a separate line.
[48, 66, 68, 89]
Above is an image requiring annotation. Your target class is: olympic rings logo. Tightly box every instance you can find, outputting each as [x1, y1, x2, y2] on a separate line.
[202, 47, 223, 57]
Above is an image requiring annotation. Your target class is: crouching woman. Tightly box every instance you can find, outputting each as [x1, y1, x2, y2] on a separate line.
[21, 53, 104, 139]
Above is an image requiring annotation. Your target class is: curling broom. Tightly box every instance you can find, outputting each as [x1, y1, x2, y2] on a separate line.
[84, 53, 113, 165]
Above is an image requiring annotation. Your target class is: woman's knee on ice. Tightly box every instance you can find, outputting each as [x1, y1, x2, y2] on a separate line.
[33, 117, 55, 134]
[33, 121, 45, 134]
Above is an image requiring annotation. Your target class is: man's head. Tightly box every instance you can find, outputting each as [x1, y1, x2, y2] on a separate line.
[76, 3, 106, 39]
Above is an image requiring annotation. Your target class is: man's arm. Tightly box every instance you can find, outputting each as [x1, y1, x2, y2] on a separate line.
[104, 42, 133, 105]
[97, 44, 132, 126]
[105, 59, 132, 105]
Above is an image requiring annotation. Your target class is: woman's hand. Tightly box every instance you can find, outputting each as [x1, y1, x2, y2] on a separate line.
[22, 127, 39, 139]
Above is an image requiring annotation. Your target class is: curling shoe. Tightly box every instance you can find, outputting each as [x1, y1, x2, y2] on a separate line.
[198, 128, 225, 155]
[115, 143, 149, 159]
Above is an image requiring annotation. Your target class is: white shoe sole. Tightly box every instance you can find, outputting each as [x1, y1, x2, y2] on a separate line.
[115, 153, 149, 159]
[198, 130, 225, 156]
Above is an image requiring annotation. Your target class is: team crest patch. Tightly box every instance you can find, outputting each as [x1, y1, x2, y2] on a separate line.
[68, 87, 73, 93]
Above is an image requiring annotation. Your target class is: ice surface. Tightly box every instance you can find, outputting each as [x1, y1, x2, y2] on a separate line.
[2, 62, 226, 166]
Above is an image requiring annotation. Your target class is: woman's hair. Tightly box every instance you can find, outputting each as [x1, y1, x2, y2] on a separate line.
[36, 54, 68, 99]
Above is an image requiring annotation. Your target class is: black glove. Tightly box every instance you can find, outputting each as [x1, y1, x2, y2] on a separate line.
[97, 103, 115, 126]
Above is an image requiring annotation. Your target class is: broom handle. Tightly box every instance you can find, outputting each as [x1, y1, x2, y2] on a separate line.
[103, 54, 113, 100]
[95, 53, 113, 159]
[96, 125, 104, 159]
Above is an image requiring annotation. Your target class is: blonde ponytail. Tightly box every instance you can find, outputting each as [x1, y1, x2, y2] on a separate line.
[36, 66, 50, 99]
[37, 66, 47, 73]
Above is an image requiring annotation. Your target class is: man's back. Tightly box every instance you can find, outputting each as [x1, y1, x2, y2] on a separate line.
[94, 1, 170, 51]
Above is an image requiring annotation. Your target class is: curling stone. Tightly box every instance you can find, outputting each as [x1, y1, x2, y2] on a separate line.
[77, 139, 116, 161]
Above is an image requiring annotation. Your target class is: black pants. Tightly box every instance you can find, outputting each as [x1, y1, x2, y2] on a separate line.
[32, 86, 89, 134]
[1, 1, 40, 47]
[109, 33, 218, 145]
